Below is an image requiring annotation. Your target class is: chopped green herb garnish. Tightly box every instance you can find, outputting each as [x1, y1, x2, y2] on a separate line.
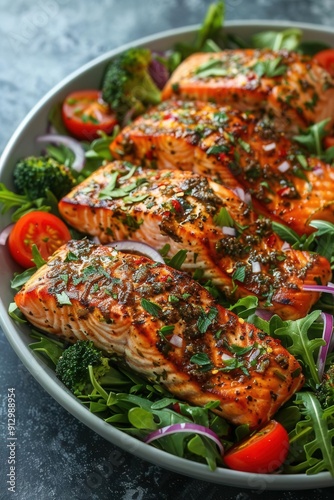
[252, 57, 287, 78]
[213, 207, 234, 227]
[190, 353, 212, 366]
[197, 307, 218, 334]
[141, 298, 161, 317]
[56, 291, 72, 306]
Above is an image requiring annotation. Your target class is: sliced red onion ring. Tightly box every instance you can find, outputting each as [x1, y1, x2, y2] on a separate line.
[232, 187, 246, 201]
[262, 142, 276, 152]
[317, 312, 334, 379]
[105, 240, 164, 263]
[0, 223, 14, 245]
[312, 165, 323, 177]
[37, 134, 85, 172]
[255, 309, 274, 321]
[144, 423, 224, 455]
[302, 284, 334, 294]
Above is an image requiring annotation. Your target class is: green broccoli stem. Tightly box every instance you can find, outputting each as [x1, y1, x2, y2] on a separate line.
[88, 365, 109, 400]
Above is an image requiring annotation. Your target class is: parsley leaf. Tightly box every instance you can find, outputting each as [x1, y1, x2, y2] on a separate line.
[232, 266, 246, 283]
[141, 298, 161, 317]
[197, 307, 218, 334]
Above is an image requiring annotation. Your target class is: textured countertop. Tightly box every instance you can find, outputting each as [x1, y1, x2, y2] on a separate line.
[1, 0, 334, 498]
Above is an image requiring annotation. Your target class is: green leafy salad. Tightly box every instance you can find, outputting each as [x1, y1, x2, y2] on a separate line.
[2, 1, 334, 477]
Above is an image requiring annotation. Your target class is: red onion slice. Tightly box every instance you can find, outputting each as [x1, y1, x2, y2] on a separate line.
[106, 240, 164, 263]
[0, 223, 14, 245]
[302, 284, 334, 294]
[277, 161, 290, 173]
[251, 261, 261, 273]
[262, 142, 276, 151]
[37, 134, 85, 172]
[144, 423, 224, 455]
[169, 335, 183, 348]
[255, 309, 274, 321]
[222, 226, 236, 236]
[317, 312, 334, 379]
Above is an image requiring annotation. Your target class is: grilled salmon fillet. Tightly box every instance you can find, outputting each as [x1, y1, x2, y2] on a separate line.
[14, 238, 304, 428]
[58, 161, 331, 320]
[161, 49, 334, 132]
[110, 100, 334, 236]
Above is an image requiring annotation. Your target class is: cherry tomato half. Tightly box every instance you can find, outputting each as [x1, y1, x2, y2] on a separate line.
[314, 49, 334, 78]
[8, 211, 71, 268]
[223, 420, 289, 474]
[62, 90, 118, 141]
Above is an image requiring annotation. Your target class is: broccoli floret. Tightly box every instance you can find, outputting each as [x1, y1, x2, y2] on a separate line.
[13, 156, 75, 201]
[101, 47, 161, 123]
[316, 362, 334, 409]
[55, 340, 113, 396]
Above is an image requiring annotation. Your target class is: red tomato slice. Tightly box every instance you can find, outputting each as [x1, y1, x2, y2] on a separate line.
[223, 420, 289, 473]
[324, 136, 334, 149]
[314, 49, 334, 78]
[62, 90, 118, 141]
[8, 211, 71, 268]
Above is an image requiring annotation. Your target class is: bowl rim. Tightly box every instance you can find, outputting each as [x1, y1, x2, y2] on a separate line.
[1, 19, 334, 490]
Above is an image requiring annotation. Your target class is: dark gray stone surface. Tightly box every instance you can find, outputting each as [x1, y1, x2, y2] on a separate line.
[1, 0, 334, 498]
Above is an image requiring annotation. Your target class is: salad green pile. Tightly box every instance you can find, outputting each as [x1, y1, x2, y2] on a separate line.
[3, 0, 334, 477]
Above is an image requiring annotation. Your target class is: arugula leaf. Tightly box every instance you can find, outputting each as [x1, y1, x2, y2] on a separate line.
[229, 295, 258, 320]
[285, 392, 334, 475]
[0, 183, 54, 222]
[251, 28, 302, 51]
[29, 331, 65, 365]
[271, 310, 324, 388]
[272, 221, 302, 246]
[11, 267, 37, 290]
[128, 407, 157, 430]
[172, 1, 225, 61]
[8, 302, 27, 324]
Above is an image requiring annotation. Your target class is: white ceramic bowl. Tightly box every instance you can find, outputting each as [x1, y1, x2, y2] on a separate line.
[1, 21, 334, 490]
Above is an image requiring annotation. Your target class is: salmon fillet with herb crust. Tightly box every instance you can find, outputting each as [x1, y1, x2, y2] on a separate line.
[161, 49, 334, 132]
[58, 161, 331, 320]
[14, 238, 305, 428]
[110, 99, 334, 236]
